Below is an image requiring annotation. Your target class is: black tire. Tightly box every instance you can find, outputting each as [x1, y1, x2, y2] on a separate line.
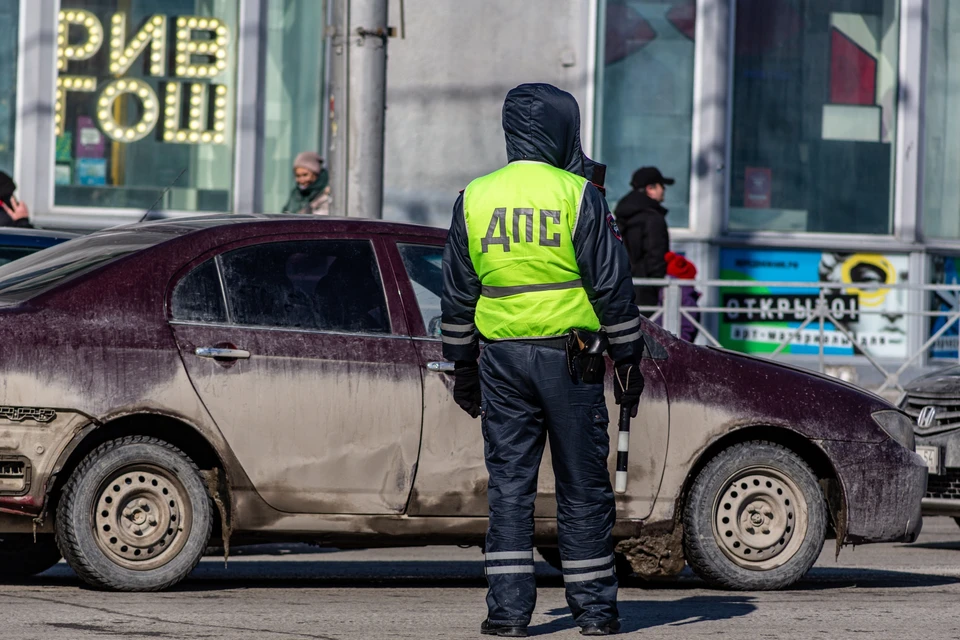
[683, 441, 826, 590]
[0, 534, 62, 580]
[537, 547, 634, 581]
[55, 436, 213, 591]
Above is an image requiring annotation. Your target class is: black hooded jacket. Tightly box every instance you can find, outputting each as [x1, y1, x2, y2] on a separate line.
[440, 83, 642, 364]
[614, 190, 669, 305]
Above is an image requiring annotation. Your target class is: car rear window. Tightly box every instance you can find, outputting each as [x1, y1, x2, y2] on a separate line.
[0, 230, 168, 303]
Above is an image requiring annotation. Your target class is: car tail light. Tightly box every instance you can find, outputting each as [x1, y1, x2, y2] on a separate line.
[872, 410, 916, 452]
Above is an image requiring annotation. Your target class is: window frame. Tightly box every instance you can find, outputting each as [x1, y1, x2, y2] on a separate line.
[721, 0, 904, 239]
[914, 0, 960, 248]
[166, 233, 407, 338]
[382, 235, 447, 340]
[15, 0, 271, 230]
[394, 241, 446, 340]
[593, 0, 702, 234]
[718, 0, 921, 244]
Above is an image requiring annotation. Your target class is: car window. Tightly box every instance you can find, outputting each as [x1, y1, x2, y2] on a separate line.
[0, 246, 39, 267]
[170, 259, 227, 324]
[398, 243, 443, 337]
[0, 229, 173, 303]
[219, 240, 390, 334]
[642, 332, 668, 359]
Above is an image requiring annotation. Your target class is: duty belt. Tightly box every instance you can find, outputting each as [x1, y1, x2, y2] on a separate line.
[510, 336, 568, 350]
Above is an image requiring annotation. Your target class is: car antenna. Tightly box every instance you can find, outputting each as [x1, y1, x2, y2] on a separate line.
[139, 168, 187, 223]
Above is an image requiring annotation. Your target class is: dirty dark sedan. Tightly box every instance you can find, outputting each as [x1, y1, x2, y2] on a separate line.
[0, 215, 925, 591]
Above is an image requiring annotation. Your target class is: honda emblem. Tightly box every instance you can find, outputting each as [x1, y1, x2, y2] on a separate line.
[918, 405, 939, 428]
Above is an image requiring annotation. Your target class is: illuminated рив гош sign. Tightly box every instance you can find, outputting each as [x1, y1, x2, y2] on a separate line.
[56, 9, 229, 145]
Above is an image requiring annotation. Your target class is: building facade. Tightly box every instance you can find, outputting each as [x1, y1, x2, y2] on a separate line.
[3, 0, 959, 375]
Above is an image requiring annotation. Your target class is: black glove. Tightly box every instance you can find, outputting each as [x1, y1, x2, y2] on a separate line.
[453, 361, 482, 418]
[614, 360, 644, 418]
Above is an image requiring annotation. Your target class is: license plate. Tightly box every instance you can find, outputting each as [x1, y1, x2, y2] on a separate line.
[917, 445, 942, 475]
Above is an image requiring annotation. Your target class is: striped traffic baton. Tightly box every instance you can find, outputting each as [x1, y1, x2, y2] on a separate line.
[614, 404, 631, 493]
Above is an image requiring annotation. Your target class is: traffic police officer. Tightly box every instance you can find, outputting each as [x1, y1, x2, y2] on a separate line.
[441, 83, 645, 637]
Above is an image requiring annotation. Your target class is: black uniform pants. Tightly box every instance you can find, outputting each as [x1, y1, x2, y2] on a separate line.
[479, 341, 618, 627]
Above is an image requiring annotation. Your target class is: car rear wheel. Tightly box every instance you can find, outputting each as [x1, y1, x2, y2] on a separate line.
[56, 436, 213, 591]
[0, 534, 62, 580]
[537, 547, 634, 581]
[683, 441, 826, 590]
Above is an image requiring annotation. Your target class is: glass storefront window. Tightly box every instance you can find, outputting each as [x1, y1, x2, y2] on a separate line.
[929, 254, 960, 359]
[923, 0, 960, 239]
[596, 0, 696, 228]
[728, 0, 899, 234]
[261, 0, 326, 214]
[0, 1, 19, 176]
[54, 1, 238, 212]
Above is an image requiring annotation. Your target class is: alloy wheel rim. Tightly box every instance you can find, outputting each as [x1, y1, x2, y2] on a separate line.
[712, 466, 808, 570]
[93, 465, 192, 571]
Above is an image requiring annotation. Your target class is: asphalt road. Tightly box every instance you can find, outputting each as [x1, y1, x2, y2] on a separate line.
[4, 518, 960, 639]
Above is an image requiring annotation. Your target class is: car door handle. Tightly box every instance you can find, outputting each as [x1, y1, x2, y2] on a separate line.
[195, 347, 251, 360]
[426, 361, 455, 373]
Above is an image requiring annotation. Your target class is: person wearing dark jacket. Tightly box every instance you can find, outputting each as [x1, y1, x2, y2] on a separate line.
[441, 83, 644, 637]
[613, 167, 673, 314]
[0, 172, 32, 227]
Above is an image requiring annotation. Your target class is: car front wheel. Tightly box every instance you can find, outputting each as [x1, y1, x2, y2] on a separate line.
[683, 440, 826, 590]
[56, 436, 213, 591]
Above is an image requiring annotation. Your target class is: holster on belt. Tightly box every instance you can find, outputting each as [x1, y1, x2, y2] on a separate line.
[565, 328, 608, 384]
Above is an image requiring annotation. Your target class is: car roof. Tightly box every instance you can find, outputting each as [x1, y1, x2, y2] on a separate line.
[0, 215, 446, 306]
[106, 213, 447, 240]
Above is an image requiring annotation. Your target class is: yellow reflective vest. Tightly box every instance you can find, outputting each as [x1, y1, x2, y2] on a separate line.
[462, 161, 601, 340]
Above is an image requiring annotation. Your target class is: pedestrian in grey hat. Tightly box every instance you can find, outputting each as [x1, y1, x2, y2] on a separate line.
[282, 151, 330, 215]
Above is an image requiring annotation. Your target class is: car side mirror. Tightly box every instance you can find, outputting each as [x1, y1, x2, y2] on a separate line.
[427, 316, 443, 337]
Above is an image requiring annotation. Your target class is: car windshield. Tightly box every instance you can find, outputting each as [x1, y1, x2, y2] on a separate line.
[0, 229, 171, 303]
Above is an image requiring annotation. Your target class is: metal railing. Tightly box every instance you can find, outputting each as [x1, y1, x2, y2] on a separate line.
[633, 278, 960, 395]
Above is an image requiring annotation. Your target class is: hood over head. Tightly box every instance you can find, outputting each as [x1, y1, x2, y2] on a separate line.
[502, 83, 606, 188]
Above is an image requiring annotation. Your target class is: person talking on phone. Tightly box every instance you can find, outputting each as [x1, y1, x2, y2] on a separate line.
[0, 172, 32, 228]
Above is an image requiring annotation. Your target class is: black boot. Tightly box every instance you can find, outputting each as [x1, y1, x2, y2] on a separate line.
[481, 619, 528, 637]
[580, 619, 621, 636]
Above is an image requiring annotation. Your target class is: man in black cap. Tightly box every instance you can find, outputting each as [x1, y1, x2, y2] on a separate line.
[613, 166, 674, 314]
[0, 172, 31, 227]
